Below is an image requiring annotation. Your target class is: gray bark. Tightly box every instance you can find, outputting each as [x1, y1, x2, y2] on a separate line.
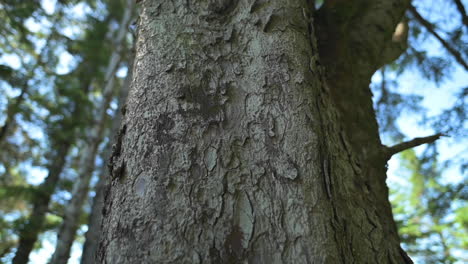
[99, 0, 411, 263]
[49, 2, 135, 263]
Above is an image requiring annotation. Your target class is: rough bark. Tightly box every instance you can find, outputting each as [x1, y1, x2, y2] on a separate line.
[99, 0, 411, 263]
[49, 3, 134, 264]
[81, 41, 135, 264]
[315, 0, 413, 263]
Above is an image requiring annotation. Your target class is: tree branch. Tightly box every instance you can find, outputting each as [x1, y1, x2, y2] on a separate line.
[408, 4, 468, 71]
[385, 133, 445, 158]
[0, 86, 26, 144]
[452, 0, 468, 28]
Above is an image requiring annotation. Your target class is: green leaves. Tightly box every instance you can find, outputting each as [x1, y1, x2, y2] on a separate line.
[392, 148, 467, 263]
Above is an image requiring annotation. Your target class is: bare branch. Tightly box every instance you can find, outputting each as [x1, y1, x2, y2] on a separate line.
[452, 0, 468, 28]
[408, 4, 468, 71]
[385, 133, 445, 158]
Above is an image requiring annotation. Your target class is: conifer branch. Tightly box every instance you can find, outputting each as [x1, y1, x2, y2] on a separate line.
[385, 133, 445, 158]
[452, 0, 468, 28]
[408, 4, 468, 71]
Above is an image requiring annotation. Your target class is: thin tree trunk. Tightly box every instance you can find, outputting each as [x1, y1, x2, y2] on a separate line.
[80, 165, 106, 264]
[12, 45, 104, 264]
[12, 140, 73, 264]
[49, 3, 135, 263]
[81, 44, 135, 264]
[98, 0, 412, 263]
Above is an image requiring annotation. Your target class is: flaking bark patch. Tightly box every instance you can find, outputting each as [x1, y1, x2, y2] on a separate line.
[224, 225, 244, 262]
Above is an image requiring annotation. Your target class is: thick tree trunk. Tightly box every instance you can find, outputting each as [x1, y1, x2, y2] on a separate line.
[314, 1, 411, 262]
[49, 2, 134, 263]
[99, 0, 411, 263]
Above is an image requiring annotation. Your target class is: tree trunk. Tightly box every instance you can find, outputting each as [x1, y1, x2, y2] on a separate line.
[12, 137, 73, 264]
[12, 44, 101, 264]
[98, 0, 412, 263]
[81, 40, 135, 264]
[49, 2, 134, 263]
[80, 165, 106, 264]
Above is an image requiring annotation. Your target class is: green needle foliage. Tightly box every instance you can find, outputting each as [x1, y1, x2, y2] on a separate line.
[392, 149, 467, 263]
[371, 2, 467, 261]
[0, 0, 130, 262]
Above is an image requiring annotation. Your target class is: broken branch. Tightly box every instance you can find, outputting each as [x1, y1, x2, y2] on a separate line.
[385, 133, 445, 158]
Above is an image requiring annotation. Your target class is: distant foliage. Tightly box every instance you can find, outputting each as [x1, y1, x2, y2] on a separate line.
[372, 0, 467, 262]
[0, 0, 130, 262]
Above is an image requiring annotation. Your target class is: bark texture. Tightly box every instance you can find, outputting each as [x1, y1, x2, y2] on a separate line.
[99, 0, 411, 263]
[315, 1, 412, 262]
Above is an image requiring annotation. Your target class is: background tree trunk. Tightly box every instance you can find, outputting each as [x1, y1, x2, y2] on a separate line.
[81, 43, 135, 264]
[49, 3, 134, 263]
[12, 143, 71, 264]
[99, 0, 411, 263]
[12, 20, 112, 264]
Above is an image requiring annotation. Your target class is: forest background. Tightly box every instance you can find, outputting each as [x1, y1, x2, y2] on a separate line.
[0, 0, 466, 263]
